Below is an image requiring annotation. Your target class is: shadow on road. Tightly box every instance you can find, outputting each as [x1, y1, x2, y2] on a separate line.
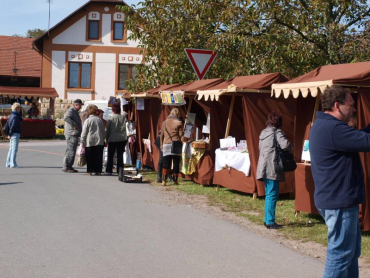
[0, 182, 23, 186]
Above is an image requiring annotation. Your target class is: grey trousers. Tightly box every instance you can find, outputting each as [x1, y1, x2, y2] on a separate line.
[63, 135, 79, 169]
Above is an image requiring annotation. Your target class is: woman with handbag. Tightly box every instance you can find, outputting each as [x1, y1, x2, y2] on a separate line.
[256, 112, 292, 229]
[105, 104, 127, 175]
[160, 108, 184, 186]
[81, 105, 105, 176]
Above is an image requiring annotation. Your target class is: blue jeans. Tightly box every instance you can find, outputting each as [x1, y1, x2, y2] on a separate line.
[6, 133, 20, 167]
[264, 178, 279, 225]
[318, 206, 361, 278]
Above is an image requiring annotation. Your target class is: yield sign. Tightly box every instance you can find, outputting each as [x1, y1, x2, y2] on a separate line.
[185, 48, 218, 80]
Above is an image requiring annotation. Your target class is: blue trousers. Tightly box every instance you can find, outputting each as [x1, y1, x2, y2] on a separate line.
[318, 206, 361, 278]
[263, 178, 279, 225]
[6, 133, 20, 168]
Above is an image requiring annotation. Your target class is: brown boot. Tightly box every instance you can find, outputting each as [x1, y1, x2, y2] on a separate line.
[162, 169, 171, 186]
[173, 173, 179, 185]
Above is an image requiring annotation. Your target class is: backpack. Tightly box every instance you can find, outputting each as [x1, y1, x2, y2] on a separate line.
[2, 121, 9, 136]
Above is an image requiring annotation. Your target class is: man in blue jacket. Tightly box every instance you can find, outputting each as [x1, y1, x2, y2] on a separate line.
[310, 85, 370, 278]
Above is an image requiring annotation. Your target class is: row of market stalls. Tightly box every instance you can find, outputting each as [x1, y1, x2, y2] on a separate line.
[129, 60, 370, 232]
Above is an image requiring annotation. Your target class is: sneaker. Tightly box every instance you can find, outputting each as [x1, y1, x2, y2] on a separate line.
[264, 223, 282, 230]
[11, 165, 21, 168]
[5, 165, 10, 168]
[62, 168, 68, 172]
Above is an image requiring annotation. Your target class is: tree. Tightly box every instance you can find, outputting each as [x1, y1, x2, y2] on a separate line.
[117, 0, 370, 93]
[25, 28, 46, 39]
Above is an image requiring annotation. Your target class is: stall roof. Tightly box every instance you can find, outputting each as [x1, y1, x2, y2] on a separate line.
[272, 61, 370, 99]
[197, 73, 288, 101]
[133, 84, 181, 98]
[161, 78, 224, 95]
[0, 87, 59, 98]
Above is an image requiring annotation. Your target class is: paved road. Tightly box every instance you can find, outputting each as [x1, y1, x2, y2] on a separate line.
[0, 141, 324, 278]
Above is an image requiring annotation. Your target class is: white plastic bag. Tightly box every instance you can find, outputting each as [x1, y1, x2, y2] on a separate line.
[76, 144, 85, 156]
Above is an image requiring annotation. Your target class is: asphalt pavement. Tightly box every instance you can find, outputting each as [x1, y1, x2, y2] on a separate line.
[0, 140, 324, 278]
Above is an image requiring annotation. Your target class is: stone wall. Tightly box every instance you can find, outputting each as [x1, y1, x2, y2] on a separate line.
[53, 98, 74, 126]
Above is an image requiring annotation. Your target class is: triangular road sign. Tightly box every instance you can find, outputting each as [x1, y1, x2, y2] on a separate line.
[185, 48, 218, 80]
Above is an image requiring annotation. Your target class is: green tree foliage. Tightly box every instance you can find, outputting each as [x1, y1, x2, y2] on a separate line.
[117, 0, 370, 92]
[25, 28, 46, 39]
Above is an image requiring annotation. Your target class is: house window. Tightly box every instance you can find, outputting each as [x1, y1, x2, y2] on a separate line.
[68, 62, 91, 89]
[88, 21, 99, 40]
[118, 64, 136, 90]
[113, 22, 124, 40]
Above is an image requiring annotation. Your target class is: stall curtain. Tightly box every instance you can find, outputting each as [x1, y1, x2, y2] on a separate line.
[356, 88, 370, 231]
[136, 99, 154, 168]
[242, 94, 300, 196]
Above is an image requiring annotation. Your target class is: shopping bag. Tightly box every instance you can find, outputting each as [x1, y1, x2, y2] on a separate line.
[77, 154, 87, 167]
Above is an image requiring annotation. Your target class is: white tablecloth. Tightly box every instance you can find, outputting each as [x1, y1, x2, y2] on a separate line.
[215, 149, 250, 176]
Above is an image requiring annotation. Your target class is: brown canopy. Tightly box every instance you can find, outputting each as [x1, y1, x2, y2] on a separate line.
[198, 73, 289, 101]
[134, 84, 181, 98]
[272, 61, 370, 98]
[0, 86, 58, 98]
[161, 78, 224, 95]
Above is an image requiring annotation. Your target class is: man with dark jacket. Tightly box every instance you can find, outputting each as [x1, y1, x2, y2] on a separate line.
[310, 85, 370, 278]
[62, 99, 82, 173]
[155, 130, 163, 182]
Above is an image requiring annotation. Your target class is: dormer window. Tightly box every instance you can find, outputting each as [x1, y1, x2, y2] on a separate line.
[88, 21, 99, 39]
[112, 12, 125, 42]
[87, 12, 101, 41]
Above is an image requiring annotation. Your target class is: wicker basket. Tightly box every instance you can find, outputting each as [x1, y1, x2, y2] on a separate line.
[191, 141, 208, 149]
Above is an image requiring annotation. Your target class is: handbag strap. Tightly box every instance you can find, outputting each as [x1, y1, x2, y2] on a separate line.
[164, 121, 174, 142]
[273, 129, 282, 151]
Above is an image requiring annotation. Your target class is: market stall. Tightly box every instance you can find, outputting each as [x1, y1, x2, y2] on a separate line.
[271, 61, 370, 231]
[133, 84, 181, 169]
[196, 73, 312, 196]
[159, 78, 225, 185]
[0, 86, 58, 138]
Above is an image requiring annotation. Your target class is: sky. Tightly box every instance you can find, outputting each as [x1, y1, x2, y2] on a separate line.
[0, 0, 141, 36]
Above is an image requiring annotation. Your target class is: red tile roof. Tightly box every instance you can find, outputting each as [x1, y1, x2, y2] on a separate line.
[0, 36, 41, 78]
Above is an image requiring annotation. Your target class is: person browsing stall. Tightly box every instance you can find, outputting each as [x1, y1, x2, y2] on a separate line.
[160, 108, 184, 186]
[105, 104, 127, 175]
[310, 85, 370, 278]
[256, 112, 292, 230]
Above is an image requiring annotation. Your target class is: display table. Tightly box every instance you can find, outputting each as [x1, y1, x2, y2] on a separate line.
[294, 163, 319, 215]
[215, 148, 250, 176]
[1, 118, 56, 138]
[213, 149, 255, 194]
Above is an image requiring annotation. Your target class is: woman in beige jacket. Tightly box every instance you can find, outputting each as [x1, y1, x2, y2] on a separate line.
[160, 108, 184, 186]
[81, 105, 105, 176]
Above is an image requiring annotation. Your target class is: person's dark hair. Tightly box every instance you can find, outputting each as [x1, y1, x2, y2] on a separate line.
[321, 86, 350, 112]
[112, 104, 121, 114]
[74, 99, 83, 105]
[266, 112, 282, 128]
[87, 105, 98, 116]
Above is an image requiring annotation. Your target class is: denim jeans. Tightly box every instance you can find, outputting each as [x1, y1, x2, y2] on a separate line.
[263, 178, 280, 225]
[63, 135, 79, 169]
[6, 133, 20, 167]
[318, 206, 361, 278]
